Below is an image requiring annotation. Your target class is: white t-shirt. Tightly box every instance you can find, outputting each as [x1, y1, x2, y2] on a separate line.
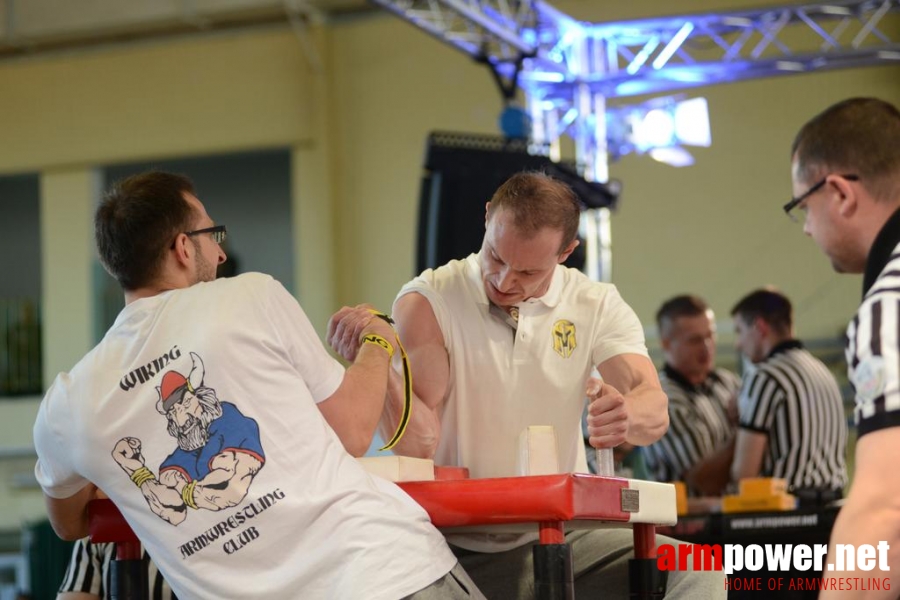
[34, 273, 456, 600]
[396, 254, 648, 551]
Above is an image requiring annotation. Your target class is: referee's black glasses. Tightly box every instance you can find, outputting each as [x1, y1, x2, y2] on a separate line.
[783, 174, 859, 221]
[185, 225, 227, 244]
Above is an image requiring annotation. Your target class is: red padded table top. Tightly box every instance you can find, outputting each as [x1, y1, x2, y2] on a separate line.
[89, 473, 675, 542]
[397, 473, 635, 528]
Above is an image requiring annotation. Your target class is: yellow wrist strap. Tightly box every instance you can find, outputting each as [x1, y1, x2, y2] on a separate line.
[182, 480, 198, 509]
[362, 334, 394, 358]
[130, 466, 156, 488]
[367, 309, 413, 451]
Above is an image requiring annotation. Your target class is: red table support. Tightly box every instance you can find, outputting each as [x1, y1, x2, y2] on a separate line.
[396, 473, 674, 599]
[88, 500, 145, 600]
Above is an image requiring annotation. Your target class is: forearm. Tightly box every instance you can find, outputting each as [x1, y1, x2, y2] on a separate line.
[624, 384, 668, 445]
[730, 429, 766, 484]
[380, 364, 442, 458]
[820, 500, 900, 599]
[193, 468, 240, 510]
[684, 437, 735, 496]
[730, 458, 758, 483]
[44, 484, 97, 541]
[324, 342, 392, 456]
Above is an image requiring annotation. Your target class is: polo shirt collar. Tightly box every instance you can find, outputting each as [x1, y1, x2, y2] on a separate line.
[767, 339, 803, 359]
[467, 251, 564, 313]
[532, 264, 563, 308]
[663, 363, 713, 393]
[465, 253, 491, 314]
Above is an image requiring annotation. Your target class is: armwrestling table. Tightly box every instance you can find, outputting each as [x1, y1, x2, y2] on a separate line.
[89, 473, 676, 600]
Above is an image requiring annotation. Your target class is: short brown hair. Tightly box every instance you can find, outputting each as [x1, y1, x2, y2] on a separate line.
[731, 288, 792, 335]
[656, 294, 709, 339]
[792, 98, 900, 203]
[95, 171, 196, 291]
[486, 171, 581, 253]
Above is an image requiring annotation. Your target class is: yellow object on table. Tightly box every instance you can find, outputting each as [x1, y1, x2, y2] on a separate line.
[739, 477, 789, 497]
[672, 481, 688, 517]
[722, 477, 796, 513]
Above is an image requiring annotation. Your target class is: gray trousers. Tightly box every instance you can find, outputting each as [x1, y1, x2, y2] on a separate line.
[452, 529, 726, 599]
[406, 561, 488, 599]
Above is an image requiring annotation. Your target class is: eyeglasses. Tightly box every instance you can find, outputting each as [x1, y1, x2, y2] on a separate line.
[185, 225, 227, 244]
[783, 174, 859, 221]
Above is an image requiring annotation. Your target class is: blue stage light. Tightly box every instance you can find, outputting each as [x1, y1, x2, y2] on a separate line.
[605, 95, 711, 167]
[499, 104, 533, 140]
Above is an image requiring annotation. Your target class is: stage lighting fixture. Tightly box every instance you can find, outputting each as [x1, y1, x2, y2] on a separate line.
[607, 96, 711, 167]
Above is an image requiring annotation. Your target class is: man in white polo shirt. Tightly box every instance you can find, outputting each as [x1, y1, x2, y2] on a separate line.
[330, 171, 723, 598]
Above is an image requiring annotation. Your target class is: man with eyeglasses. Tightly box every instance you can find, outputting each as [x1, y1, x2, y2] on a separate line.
[789, 97, 900, 595]
[33, 171, 484, 600]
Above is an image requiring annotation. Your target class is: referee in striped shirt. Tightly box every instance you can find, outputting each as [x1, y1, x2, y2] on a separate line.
[644, 295, 741, 496]
[788, 98, 900, 595]
[58, 538, 175, 600]
[729, 289, 848, 498]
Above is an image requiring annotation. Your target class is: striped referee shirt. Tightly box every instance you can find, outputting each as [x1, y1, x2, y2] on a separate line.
[59, 538, 176, 600]
[738, 340, 848, 492]
[645, 365, 740, 485]
[848, 208, 900, 438]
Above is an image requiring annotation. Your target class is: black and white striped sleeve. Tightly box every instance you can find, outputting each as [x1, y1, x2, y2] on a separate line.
[718, 370, 742, 409]
[738, 370, 781, 434]
[148, 552, 177, 600]
[644, 377, 732, 482]
[58, 538, 113, 597]
[645, 398, 697, 482]
[848, 292, 900, 438]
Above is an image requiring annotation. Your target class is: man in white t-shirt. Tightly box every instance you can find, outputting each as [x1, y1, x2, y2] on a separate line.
[330, 171, 723, 598]
[33, 171, 483, 600]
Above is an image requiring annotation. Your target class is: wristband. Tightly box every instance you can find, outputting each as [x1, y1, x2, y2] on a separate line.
[182, 480, 198, 509]
[362, 334, 394, 358]
[130, 466, 156, 488]
[367, 308, 395, 325]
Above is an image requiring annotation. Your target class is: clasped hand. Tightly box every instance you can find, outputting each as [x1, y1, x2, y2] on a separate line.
[585, 377, 630, 449]
[327, 303, 396, 362]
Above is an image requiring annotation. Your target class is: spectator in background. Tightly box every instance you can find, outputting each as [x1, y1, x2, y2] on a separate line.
[644, 295, 740, 496]
[730, 288, 847, 501]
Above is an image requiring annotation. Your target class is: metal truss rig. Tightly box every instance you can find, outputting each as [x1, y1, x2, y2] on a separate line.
[373, 0, 898, 282]
[372, 0, 900, 179]
[371, 0, 900, 95]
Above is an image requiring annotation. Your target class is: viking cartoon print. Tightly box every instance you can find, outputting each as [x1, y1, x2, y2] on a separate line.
[111, 352, 265, 526]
